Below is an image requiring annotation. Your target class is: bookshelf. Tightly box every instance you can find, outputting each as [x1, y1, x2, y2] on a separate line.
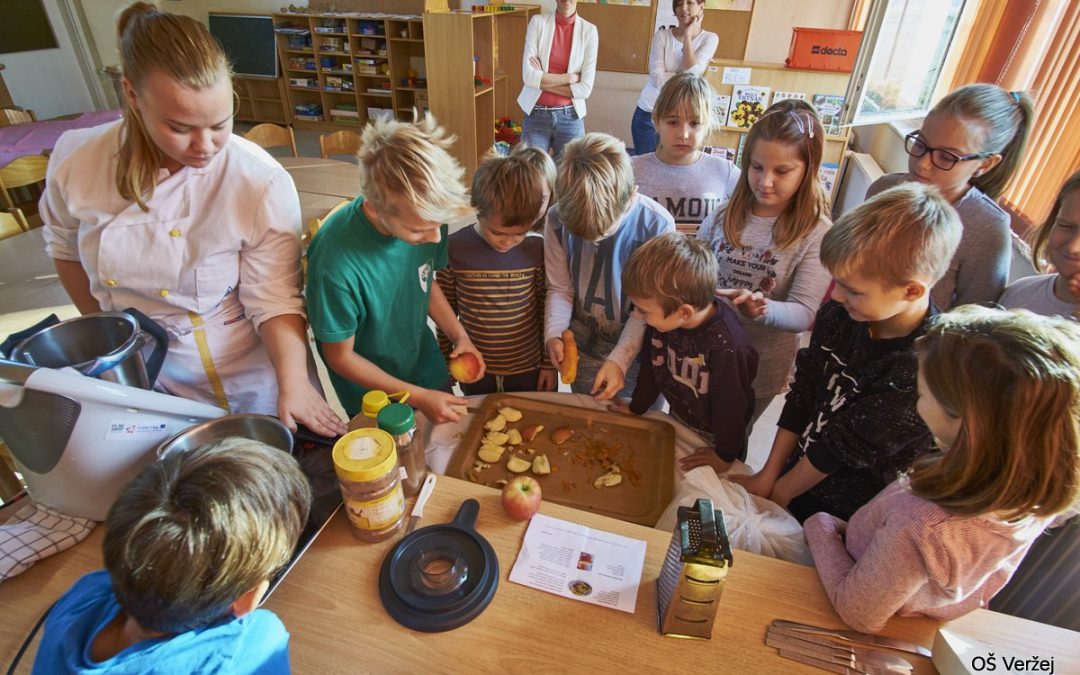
[424, 6, 540, 181]
[705, 59, 853, 206]
[272, 12, 428, 130]
[233, 75, 289, 125]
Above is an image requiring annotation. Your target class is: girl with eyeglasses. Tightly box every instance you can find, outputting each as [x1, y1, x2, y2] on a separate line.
[696, 99, 832, 432]
[866, 84, 1034, 310]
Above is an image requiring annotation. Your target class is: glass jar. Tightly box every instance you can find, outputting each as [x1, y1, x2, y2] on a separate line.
[377, 403, 426, 497]
[332, 428, 406, 542]
[351, 389, 392, 429]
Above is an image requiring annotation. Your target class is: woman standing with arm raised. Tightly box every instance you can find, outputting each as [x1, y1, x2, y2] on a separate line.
[518, 0, 598, 159]
[41, 2, 346, 437]
[632, 0, 718, 155]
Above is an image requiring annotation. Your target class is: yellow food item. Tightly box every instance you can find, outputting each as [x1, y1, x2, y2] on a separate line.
[477, 444, 505, 463]
[593, 466, 622, 488]
[484, 414, 507, 432]
[507, 429, 523, 446]
[484, 431, 510, 446]
[507, 456, 532, 473]
[531, 455, 551, 475]
[499, 406, 523, 422]
[560, 329, 578, 384]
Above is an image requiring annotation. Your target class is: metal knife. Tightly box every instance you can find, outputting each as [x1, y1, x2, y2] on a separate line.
[776, 648, 868, 675]
[404, 473, 437, 535]
[768, 626, 915, 669]
[767, 633, 912, 674]
[772, 620, 932, 658]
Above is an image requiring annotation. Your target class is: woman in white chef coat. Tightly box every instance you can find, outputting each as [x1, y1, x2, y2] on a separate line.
[41, 2, 346, 437]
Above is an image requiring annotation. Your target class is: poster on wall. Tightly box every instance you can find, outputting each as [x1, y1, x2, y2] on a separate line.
[654, 0, 753, 33]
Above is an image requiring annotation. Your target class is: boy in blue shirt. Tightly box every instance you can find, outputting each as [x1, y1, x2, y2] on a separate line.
[307, 115, 483, 424]
[545, 133, 676, 400]
[33, 438, 312, 674]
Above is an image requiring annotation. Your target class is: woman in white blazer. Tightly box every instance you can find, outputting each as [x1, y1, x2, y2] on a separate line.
[41, 3, 346, 437]
[517, 0, 598, 158]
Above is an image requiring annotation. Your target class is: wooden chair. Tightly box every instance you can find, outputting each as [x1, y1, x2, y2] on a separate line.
[243, 123, 299, 157]
[319, 130, 361, 159]
[0, 207, 30, 241]
[302, 200, 350, 281]
[0, 155, 48, 210]
[0, 108, 36, 126]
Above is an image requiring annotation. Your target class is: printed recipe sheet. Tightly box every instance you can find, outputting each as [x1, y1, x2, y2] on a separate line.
[509, 514, 647, 613]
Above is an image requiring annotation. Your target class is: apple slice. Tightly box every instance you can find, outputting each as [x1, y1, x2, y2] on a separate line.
[506, 456, 531, 473]
[531, 454, 551, 475]
[499, 406, 523, 422]
[506, 428, 523, 446]
[484, 414, 507, 432]
[484, 431, 510, 446]
[477, 444, 505, 463]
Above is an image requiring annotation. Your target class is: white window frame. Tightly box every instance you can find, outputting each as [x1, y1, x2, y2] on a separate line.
[840, 0, 968, 128]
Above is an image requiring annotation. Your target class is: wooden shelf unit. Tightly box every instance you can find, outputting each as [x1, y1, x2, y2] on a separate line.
[272, 12, 427, 130]
[424, 6, 540, 181]
[704, 59, 853, 207]
[233, 75, 289, 124]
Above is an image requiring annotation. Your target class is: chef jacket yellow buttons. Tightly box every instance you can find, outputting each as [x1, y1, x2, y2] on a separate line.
[169, 229, 181, 238]
[159, 289, 170, 298]
[103, 279, 117, 287]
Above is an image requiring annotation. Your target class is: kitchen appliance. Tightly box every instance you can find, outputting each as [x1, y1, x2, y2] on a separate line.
[8, 309, 168, 390]
[0, 360, 224, 521]
[155, 413, 344, 599]
[379, 499, 499, 632]
[656, 498, 733, 640]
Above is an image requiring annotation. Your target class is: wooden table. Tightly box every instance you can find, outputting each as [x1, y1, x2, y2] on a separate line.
[278, 156, 359, 227]
[4, 477, 1076, 674]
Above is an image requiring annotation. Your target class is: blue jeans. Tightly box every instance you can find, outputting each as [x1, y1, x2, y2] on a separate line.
[631, 106, 658, 156]
[522, 105, 584, 159]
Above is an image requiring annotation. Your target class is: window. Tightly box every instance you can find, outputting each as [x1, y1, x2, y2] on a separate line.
[841, 0, 967, 127]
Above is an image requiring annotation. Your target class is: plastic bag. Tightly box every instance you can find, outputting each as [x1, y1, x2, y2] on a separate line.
[655, 467, 812, 565]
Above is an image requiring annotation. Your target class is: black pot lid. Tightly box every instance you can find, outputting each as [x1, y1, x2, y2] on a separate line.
[378, 499, 499, 632]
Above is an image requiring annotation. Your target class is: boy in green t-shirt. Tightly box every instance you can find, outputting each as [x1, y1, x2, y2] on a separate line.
[306, 115, 484, 424]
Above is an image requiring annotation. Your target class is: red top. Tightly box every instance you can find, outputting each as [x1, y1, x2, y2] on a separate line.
[537, 12, 575, 107]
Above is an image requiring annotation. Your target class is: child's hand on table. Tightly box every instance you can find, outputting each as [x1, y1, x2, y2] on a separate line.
[413, 389, 467, 424]
[716, 288, 769, 320]
[537, 368, 558, 392]
[591, 360, 625, 402]
[679, 447, 732, 476]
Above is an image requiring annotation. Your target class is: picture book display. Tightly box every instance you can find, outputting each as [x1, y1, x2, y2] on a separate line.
[714, 94, 731, 127]
[727, 85, 771, 129]
[771, 90, 806, 105]
[812, 94, 845, 136]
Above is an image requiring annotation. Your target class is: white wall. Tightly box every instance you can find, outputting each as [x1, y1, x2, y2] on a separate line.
[4, 0, 96, 118]
[744, 0, 854, 63]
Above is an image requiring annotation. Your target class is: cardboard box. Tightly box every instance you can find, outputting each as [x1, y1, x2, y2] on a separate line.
[785, 28, 862, 72]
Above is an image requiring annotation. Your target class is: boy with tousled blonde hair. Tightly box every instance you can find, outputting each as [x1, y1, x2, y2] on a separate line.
[545, 133, 676, 401]
[438, 145, 558, 394]
[33, 438, 311, 673]
[621, 233, 758, 471]
[734, 183, 963, 522]
[307, 115, 482, 425]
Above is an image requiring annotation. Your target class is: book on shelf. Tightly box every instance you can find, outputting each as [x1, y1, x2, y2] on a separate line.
[727, 85, 771, 129]
[812, 94, 845, 135]
[772, 90, 807, 104]
[294, 114, 323, 122]
[819, 161, 839, 195]
[714, 94, 730, 128]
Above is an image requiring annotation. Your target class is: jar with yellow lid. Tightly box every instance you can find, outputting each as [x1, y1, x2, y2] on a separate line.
[332, 428, 406, 542]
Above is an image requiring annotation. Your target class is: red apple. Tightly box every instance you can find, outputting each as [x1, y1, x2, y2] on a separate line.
[501, 476, 542, 521]
[448, 352, 482, 383]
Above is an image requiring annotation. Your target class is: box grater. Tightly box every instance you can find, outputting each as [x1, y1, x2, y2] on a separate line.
[656, 498, 733, 639]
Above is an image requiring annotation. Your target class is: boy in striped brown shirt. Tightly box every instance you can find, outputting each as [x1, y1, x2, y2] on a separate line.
[437, 147, 558, 393]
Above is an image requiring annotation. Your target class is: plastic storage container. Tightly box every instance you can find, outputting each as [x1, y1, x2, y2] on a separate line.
[332, 428, 406, 542]
[378, 403, 427, 498]
[352, 390, 393, 429]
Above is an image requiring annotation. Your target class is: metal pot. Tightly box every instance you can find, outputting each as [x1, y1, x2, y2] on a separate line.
[157, 414, 293, 458]
[9, 308, 167, 390]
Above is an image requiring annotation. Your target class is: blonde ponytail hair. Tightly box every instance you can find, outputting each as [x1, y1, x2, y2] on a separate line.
[116, 2, 231, 210]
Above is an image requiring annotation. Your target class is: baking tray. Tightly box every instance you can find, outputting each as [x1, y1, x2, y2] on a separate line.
[445, 394, 675, 527]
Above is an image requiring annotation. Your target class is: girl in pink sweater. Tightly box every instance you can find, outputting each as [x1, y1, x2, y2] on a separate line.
[804, 306, 1080, 633]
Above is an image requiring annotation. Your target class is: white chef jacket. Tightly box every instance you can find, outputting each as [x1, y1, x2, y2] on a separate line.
[40, 120, 306, 414]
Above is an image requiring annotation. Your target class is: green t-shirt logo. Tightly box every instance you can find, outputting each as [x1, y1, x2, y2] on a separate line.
[418, 259, 433, 293]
